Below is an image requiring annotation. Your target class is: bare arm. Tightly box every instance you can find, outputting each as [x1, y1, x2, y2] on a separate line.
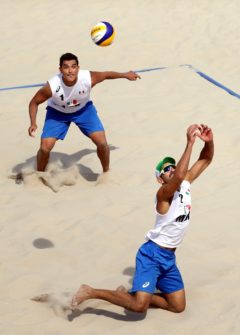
[28, 83, 52, 137]
[90, 71, 141, 87]
[156, 124, 199, 214]
[186, 124, 214, 183]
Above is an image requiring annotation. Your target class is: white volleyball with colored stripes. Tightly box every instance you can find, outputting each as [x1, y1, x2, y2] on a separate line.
[90, 21, 115, 47]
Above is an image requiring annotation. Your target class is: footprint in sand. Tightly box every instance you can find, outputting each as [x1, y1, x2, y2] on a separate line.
[31, 292, 72, 318]
[9, 162, 79, 192]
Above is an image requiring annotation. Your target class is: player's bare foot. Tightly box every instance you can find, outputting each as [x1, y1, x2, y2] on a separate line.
[71, 284, 93, 310]
[95, 171, 110, 185]
[95, 170, 120, 186]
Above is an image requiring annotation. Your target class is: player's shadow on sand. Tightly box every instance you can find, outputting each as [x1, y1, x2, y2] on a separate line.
[123, 266, 135, 286]
[11, 145, 118, 182]
[68, 307, 146, 322]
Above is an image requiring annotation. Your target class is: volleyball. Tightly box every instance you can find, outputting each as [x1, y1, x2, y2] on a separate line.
[90, 21, 115, 47]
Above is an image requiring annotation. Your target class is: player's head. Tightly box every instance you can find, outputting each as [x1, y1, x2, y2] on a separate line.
[155, 157, 176, 183]
[59, 53, 79, 84]
[59, 53, 79, 67]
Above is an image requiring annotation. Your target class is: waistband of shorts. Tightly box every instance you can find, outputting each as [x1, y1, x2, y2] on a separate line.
[47, 101, 93, 115]
[159, 245, 176, 252]
[148, 240, 176, 252]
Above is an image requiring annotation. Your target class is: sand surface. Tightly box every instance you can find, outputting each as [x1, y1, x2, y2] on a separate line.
[0, 1, 240, 334]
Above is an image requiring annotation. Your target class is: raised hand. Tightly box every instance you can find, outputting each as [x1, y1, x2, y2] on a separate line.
[197, 124, 213, 142]
[186, 124, 203, 144]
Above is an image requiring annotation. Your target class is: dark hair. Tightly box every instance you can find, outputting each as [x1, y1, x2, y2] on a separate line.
[59, 53, 79, 67]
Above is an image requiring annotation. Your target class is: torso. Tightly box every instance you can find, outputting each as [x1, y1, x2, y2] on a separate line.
[146, 180, 191, 248]
[47, 70, 91, 113]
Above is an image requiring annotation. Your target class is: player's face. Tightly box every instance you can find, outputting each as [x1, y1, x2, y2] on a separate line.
[60, 60, 79, 85]
[160, 164, 176, 183]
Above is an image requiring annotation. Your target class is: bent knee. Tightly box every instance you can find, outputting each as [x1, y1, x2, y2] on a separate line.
[40, 141, 55, 154]
[39, 146, 52, 154]
[132, 301, 149, 313]
[40, 138, 56, 153]
[172, 303, 186, 313]
[96, 142, 109, 151]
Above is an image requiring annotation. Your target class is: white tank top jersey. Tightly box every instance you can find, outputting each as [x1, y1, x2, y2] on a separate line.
[47, 70, 92, 113]
[146, 180, 191, 248]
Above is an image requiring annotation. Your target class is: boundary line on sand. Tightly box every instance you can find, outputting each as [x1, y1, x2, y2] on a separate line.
[1, 64, 240, 100]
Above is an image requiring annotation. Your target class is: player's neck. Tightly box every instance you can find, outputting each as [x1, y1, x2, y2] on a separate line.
[62, 76, 77, 87]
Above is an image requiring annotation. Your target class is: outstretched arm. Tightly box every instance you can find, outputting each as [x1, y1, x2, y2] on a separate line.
[28, 83, 52, 137]
[90, 71, 141, 87]
[156, 124, 199, 214]
[186, 124, 214, 183]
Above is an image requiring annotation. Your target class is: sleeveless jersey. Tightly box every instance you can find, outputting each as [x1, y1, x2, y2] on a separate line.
[47, 70, 91, 113]
[146, 180, 191, 248]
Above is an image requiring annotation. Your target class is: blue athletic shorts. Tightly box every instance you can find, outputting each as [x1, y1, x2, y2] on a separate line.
[41, 101, 104, 139]
[130, 240, 184, 294]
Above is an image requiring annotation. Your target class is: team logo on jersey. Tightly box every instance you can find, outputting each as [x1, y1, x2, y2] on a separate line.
[56, 86, 61, 93]
[176, 204, 191, 222]
[66, 99, 80, 107]
[142, 281, 150, 288]
[184, 204, 191, 215]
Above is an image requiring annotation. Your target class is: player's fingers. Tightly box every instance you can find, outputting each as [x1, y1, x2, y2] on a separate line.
[188, 124, 200, 134]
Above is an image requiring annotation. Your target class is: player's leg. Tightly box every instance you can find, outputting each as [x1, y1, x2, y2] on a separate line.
[154, 249, 186, 313]
[150, 289, 186, 313]
[39, 107, 70, 171]
[71, 284, 152, 313]
[37, 137, 57, 171]
[74, 102, 109, 172]
[112, 283, 185, 312]
[89, 131, 110, 172]
[71, 242, 158, 313]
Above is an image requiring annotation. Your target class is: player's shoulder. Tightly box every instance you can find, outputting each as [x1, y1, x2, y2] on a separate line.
[48, 73, 61, 85]
[78, 70, 91, 86]
[78, 69, 90, 77]
[79, 69, 89, 73]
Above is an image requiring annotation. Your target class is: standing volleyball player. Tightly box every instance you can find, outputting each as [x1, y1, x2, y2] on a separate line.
[71, 124, 214, 313]
[28, 53, 140, 172]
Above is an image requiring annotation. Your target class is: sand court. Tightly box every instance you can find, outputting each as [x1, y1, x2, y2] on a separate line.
[0, 1, 240, 334]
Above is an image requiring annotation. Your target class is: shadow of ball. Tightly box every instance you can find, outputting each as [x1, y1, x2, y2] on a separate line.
[33, 238, 55, 249]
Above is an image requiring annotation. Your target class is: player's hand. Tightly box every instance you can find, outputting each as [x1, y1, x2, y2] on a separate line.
[28, 124, 37, 137]
[187, 124, 203, 143]
[197, 124, 213, 142]
[125, 71, 141, 81]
